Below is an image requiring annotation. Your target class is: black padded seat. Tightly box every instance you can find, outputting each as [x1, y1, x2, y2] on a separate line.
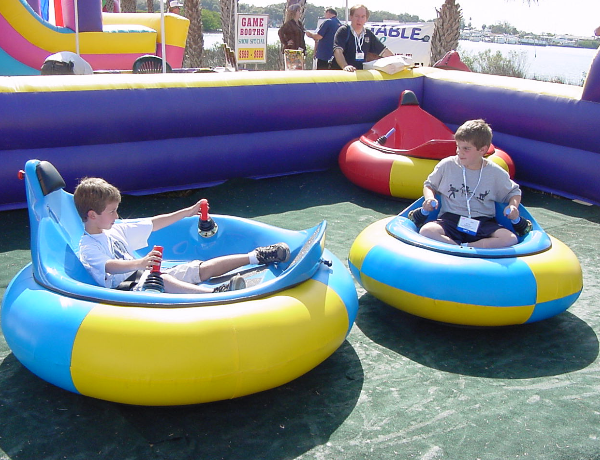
[132, 55, 172, 73]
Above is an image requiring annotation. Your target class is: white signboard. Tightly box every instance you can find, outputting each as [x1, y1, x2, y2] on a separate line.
[366, 22, 435, 67]
[236, 14, 269, 64]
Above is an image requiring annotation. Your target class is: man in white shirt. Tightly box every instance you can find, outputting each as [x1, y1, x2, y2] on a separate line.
[41, 51, 94, 75]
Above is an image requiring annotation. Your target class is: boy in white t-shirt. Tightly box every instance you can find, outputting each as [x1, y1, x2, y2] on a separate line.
[74, 177, 290, 293]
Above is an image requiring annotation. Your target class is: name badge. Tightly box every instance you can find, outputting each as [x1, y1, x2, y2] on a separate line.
[458, 216, 480, 235]
[355, 52, 365, 61]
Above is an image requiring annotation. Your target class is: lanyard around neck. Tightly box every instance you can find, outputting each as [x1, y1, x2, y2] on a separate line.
[462, 160, 484, 218]
[351, 27, 365, 52]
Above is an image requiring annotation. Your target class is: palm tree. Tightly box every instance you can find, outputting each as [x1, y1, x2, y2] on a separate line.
[184, 0, 204, 68]
[219, 0, 236, 51]
[430, 0, 462, 64]
[121, 0, 136, 12]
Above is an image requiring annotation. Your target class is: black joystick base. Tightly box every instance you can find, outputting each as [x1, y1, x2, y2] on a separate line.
[199, 217, 218, 237]
[142, 272, 165, 293]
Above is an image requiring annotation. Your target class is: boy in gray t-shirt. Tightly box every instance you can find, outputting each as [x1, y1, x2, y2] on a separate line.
[411, 119, 530, 249]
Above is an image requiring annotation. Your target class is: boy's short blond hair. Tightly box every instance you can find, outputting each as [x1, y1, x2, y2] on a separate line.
[74, 177, 121, 222]
[454, 119, 493, 150]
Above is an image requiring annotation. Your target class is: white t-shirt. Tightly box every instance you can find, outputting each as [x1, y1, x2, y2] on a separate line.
[45, 51, 94, 75]
[79, 219, 153, 288]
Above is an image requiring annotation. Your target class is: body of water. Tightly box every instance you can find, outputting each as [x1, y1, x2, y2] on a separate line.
[458, 40, 597, 86]
[204, 30, 597, 86]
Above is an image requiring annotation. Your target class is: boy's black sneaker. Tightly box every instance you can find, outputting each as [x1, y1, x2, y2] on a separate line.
[255, 243, 290, 264]
[408, 208, 428, 228]
[213, 274, 246, 293]
[512, 218, 533, 237]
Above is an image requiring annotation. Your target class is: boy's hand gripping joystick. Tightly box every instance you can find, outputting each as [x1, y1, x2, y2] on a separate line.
[142, 245, 165, 293]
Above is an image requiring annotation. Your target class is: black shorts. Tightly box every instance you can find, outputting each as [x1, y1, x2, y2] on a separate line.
[116, 270, 143, 291]
[436, 213, 507, 245]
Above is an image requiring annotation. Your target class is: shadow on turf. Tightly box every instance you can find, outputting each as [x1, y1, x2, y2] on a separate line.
[355, 294, 598, 379]
[0, 340, 363, 460]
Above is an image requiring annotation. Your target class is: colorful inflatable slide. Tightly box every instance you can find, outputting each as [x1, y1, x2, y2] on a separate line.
[0, 0, 189, 75]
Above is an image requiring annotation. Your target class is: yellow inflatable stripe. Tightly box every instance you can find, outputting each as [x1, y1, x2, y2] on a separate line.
[420, 67, 583, 100]
[389, 156, 439, 199]
[348, 217, 393, 272]
[361, 273, 535, 327]
[102, 13, 189, 48]
[487, 155, 509, 173]
[523, 236, 583, 304]
[71, 280, 348, 405]
[0, 67, 420, 94]
[73, 32, 157, 54]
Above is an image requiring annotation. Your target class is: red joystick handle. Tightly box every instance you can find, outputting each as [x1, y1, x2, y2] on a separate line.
[199, 199, 209, 221]
[151, 245, 163, 273]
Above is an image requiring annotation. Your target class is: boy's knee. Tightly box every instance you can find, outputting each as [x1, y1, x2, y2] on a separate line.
[495, 228, 518, 246]
[420, 222, 441, 238]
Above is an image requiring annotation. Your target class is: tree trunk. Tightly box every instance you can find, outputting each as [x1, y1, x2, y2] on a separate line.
[219, 0, 236, 68]
[121, 0, 136, 13]
[184, 0, 204, 68]
[219, 0, 236, 51]
[147, 0, 154, 13]
[430, 0, 462, 64]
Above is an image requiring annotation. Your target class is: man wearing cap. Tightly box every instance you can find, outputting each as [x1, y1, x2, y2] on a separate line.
[169, 0, 183, 14]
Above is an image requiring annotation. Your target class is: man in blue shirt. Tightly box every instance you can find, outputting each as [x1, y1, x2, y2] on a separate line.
[306, 8, 342, 70]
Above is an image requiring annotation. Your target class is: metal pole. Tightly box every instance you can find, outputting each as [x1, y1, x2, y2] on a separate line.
[234, 0, 238, 71]
[160, 0, 167, 73]
[74, 0, 80, 54]
[345, 0, 348, 24]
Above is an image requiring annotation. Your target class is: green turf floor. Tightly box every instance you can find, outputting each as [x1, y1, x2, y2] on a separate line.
[1, 167, 599, 460]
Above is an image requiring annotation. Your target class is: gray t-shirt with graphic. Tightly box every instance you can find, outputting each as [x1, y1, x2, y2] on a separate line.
[424, 156, 521, 218]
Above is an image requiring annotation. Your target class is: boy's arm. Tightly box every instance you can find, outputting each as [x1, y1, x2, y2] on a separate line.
[105, 247, 162, 274]
[422, 186, 438, 211]
[105, 258, 145, 274]
[505, 194, 522, 220]
[422, 158, 446, 211]
[150, 200, 203, 232]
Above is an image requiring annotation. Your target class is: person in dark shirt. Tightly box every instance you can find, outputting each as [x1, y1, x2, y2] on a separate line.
[305, 8, 341, 69]
[278, 4, 306, 53]
[332, 4, 392, 72]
